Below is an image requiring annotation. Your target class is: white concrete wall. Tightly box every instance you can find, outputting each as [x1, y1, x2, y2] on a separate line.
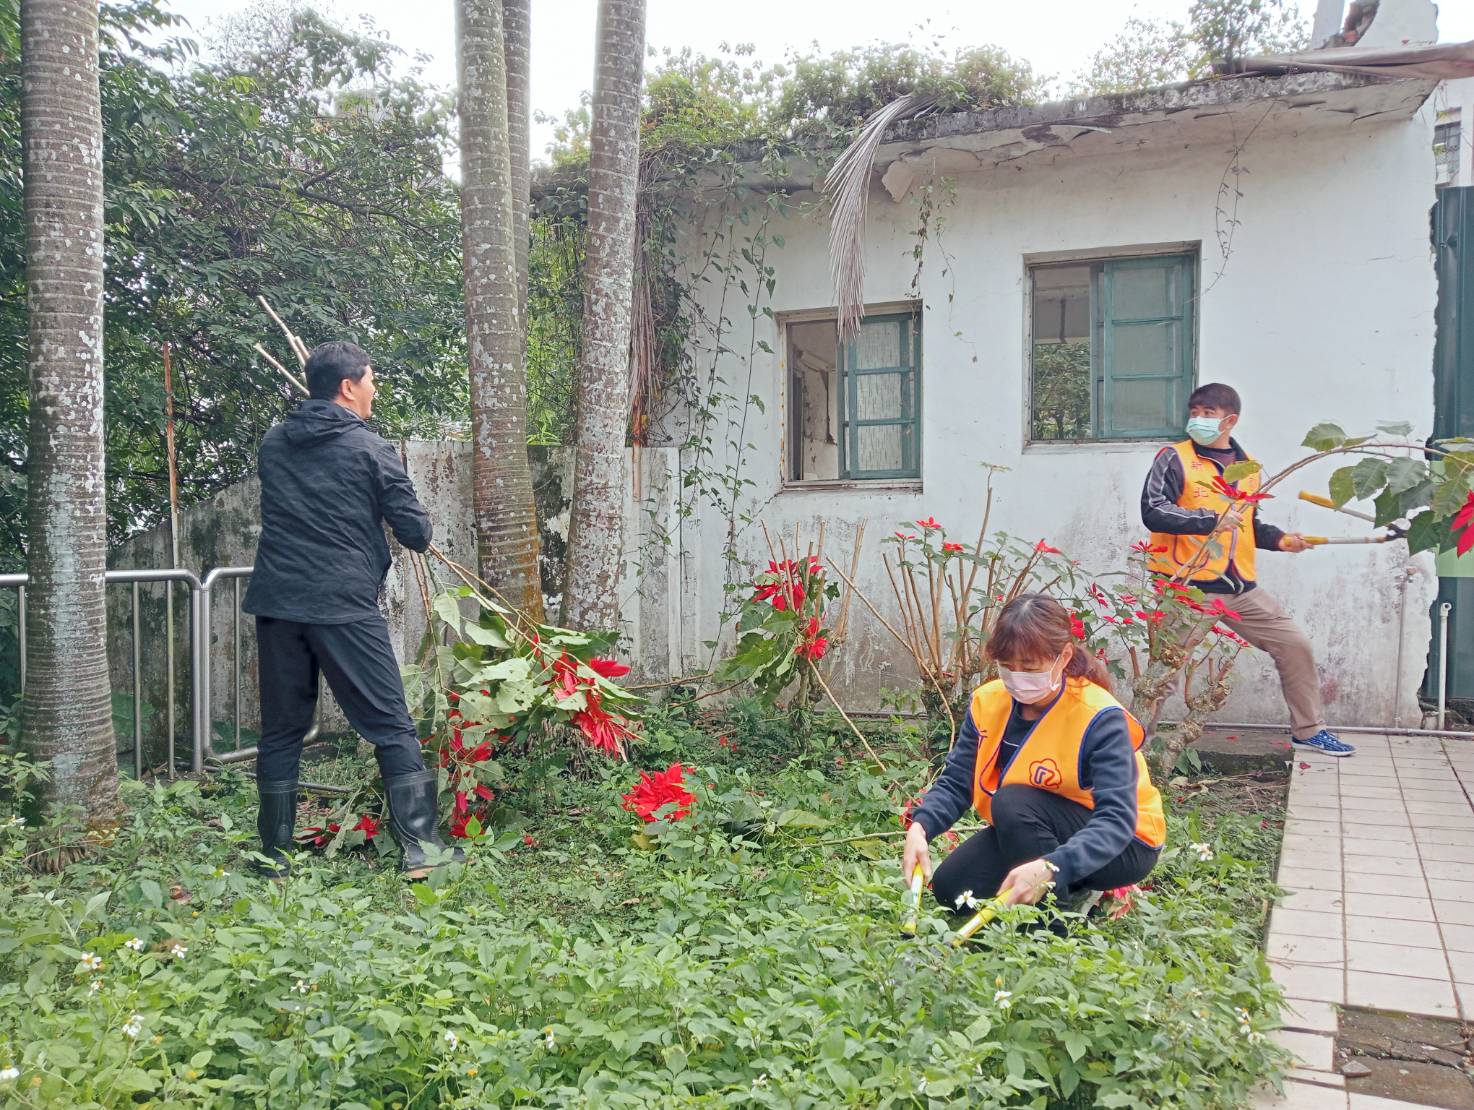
[666, 107, 1442, 727]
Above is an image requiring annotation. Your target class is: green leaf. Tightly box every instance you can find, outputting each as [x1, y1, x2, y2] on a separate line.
[1406, 511, 1445, 554]
[432, 593, 464, 633]
[1350, 458, 1388, 500]
[1433, 474, 1474, 517]
[1385, 457, 1426, 496]
[1221, 461, 1260, 483]
[1302, 423, 1347, 451]
[1328, 467, 1356, 508]
[774, 809, 829, 829]
[463, 816, 482, 839]
[463, 621, 509, 649]
[115, 1068, 159, 1094]
[1377, 420, 1414, 436]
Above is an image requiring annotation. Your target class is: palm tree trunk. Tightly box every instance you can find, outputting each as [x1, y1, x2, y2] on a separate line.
[457, 0, 545, 619]
[504, 0, 531, 326]
[563, 0, 646, 631]
[19, 0, 119, 816]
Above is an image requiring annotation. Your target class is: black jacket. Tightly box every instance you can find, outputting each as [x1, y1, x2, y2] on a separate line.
[1139, 437, 1285, 594]
[243, 400, 432, 624]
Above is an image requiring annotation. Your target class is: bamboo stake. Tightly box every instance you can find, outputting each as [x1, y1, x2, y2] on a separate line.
[257, 295, 309, 365]
[254, 343, 309, 397]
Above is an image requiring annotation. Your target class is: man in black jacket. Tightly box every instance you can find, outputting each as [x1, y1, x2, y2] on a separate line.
[243, 340, 461, 877]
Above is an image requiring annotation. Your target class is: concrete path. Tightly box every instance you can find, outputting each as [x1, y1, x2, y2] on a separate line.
[1255, 732, 1474, 1109]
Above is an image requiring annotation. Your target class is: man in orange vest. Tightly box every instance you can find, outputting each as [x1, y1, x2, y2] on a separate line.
[1140, 382, 1354, 757]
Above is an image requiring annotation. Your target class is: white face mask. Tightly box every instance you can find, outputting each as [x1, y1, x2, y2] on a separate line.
[998, 655, 1066, 704]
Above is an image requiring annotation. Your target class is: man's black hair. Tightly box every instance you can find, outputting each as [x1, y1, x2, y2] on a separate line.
[1188, 382, 1241, 415]
[305, 341, 372, 401]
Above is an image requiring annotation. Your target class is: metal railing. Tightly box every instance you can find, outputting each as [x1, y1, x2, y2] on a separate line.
[1, 564, 324, 776]
[196, 566, 320, 771]
[0, 568, 202, 776]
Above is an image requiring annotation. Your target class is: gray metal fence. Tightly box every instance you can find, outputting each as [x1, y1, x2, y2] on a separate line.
[1, 566, 320, 776]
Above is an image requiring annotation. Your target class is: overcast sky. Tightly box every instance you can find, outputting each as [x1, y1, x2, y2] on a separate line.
[159, 0, 1474, 164]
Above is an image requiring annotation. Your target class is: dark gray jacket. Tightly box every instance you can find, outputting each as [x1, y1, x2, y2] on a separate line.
[243, 400, 432, 624]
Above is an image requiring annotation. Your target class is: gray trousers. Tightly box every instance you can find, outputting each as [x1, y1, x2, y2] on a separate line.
[1220, 588, 1325, 740]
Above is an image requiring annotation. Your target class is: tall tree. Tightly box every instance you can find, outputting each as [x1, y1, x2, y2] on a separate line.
[19, 0, 118, 815]
[563, 0, 646, 631]
[457, 0, 545, 618]
[504, 0, 531, 326]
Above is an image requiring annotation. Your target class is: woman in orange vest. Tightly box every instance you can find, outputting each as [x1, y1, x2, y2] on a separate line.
[902, 595, 1166, 916]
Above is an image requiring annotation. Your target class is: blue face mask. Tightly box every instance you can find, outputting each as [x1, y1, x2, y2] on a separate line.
[1186, 416, 1222, 446]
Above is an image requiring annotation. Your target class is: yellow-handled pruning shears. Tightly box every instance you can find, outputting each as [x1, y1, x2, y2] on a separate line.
[900, 864, 924, 937]
[949, 899, 1004, 947]
[1297, 491, 1406, 545]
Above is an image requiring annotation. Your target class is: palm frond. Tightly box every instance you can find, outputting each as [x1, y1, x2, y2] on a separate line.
[822, 93, 939, 343]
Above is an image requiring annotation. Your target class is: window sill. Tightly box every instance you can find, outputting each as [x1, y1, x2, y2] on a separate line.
[781, 478, 924, 494]
[1023, 439, 1168, 454]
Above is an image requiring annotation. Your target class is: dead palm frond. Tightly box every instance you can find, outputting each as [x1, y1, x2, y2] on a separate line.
[823, 93, 939, 343]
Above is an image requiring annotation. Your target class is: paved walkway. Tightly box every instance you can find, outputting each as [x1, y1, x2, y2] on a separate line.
[1255, 732, 1474, 1109]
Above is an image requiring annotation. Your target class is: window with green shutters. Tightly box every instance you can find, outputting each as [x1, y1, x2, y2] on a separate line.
[787, 310, 921, 482]
[1029, 251, 1197, 443]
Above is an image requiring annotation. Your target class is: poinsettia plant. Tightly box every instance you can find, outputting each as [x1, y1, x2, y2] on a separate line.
[715, 555, 839, 705]
[398, 584, 643, 838]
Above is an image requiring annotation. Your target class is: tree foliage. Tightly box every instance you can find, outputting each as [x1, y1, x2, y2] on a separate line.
[1, 0, 468, 554]
[1076, 0, 1310, 96]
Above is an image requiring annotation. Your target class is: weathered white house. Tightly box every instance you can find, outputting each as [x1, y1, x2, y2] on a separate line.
[648, 65, 1448, 727]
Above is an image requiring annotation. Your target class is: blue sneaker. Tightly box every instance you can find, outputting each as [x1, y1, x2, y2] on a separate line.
[1292, 730, 1356, 758]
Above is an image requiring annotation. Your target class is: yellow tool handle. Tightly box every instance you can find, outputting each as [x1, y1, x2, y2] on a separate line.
[1304, 535, 1391, 546]
[1298, 490, 1376, 524]
[1304, 536, 1330, 545]
[949, 901, 1001, 946]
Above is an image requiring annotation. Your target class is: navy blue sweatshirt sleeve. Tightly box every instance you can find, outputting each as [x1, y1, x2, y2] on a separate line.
[1253, 514, 1286, 552]
[910, 710, 980, 842]
[1042, 709, 1142, 890]
[1141, 449, 1218, 536]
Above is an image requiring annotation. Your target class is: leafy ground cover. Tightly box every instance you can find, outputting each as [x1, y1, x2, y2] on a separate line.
[0, 704, 1288, 1108]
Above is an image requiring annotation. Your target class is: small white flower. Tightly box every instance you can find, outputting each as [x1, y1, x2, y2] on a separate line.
[80, 952, 102, 972]
[293, 979, 311, 995]
[953, 889, 979, 910]
[544, 1026, 555, 1051]
[3, 815, 22, 828]
[443, 1030, 458, 1050]
[124, 937, 144, 952]
[214, 868, 229, 879]
[122, 1014, 144, 1039]
[169, 943, 188, 958]
[1191, 842, 1214, 862]
[752, 1073, 768, 1088]
[994, 989, 1013, 1009]
[1248, 1030, 1265, 1045]
[0, 1066, 18, 1084]
[89, 978, 103, 994]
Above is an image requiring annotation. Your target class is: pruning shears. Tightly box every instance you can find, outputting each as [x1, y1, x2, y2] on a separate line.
[949, 899, 1004, 946]
[1297, 491, 1407, 545]
[900, 864, 924, 937]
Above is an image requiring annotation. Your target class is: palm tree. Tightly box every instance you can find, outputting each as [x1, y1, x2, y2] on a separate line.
[505, 0, 531, 326]
[19, 0, 119, 817]
[457, 0, 545, 618]
[562, 0, 646, 631]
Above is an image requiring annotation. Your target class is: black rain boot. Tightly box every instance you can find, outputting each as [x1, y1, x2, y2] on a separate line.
[251, 779, 298, 878]
[385, 770, 465, 880]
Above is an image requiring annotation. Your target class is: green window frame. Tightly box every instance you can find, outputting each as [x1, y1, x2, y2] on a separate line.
[839, 312, 921, 480]
[1029, 252, 1197, 442]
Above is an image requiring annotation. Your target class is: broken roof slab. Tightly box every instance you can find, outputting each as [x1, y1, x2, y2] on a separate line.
[714, 71, 1435, 198]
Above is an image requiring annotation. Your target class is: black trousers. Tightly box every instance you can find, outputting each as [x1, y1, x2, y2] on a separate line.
[255, 615, 425, 783]
[930, 784, 1158, 912]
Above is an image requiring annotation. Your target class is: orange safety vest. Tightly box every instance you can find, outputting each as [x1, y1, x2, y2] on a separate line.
[1147, 440, 1259, 586]
[969, 677, 1166, 849]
